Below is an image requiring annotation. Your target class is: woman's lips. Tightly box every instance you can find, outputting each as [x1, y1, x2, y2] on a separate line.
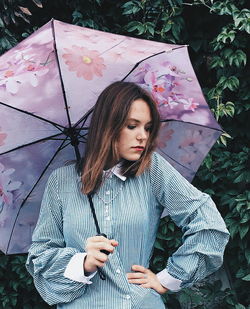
[132, 146, 144, 151]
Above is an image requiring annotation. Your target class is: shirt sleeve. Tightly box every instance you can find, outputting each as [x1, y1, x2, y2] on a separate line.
[150, 152, 230, 290]
[156, 269, 182, 291]
[26, 170, 88, 305]
[64, 252, 97, 283]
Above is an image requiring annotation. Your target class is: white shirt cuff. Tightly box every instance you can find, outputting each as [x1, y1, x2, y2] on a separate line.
[64, 253, 97, 284]
[156, 269, 182, 292]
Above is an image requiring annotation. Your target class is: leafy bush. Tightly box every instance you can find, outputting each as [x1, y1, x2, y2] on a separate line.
[0, 0, 249, 308]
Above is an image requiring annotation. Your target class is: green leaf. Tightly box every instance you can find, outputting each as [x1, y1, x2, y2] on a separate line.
[0, 17, 4, 28]
[234, 173, 245, 183]
[32, 0, 43, 8]
[242, 274, 250, 281]
[162, 23, 172, 33]
[245, 249, 250, 264]
[229, 223, 238, 238]
[171, 22, 181, 40]
[154, 240, 165, 251]
[239, 225, 249, 239]
[235, 304, 246, 309]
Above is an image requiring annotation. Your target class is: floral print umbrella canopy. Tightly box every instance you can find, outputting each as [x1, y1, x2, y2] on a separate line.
[0, 19, 222, 254]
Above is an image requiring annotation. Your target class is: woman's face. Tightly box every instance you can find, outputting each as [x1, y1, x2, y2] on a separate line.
[117, 99, 152, 162]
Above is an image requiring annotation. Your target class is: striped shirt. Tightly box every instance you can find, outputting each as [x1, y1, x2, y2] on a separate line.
[26, 152, 229, 308]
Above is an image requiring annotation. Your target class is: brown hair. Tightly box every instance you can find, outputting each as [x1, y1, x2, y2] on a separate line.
[80, 81, 160, 194]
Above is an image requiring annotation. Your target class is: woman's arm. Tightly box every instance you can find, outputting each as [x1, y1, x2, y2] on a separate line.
[26, 170, 89, 305]
[150, 152, 230, 290]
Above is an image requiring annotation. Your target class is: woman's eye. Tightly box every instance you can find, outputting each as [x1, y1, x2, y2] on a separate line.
[145, 127, 152, 132]
[127, 125, 136, 129]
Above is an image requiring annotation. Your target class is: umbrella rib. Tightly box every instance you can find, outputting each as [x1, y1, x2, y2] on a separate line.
[121, 46, 186, 81]
[78, 127, 89, 131]
[78, 133, 88, 138]
[6, 138, 68, 254]
[121, 51, 165, 81]
[74, 107, 94, 128]
[79, 119, 89, 131]
[0, 101, 65, 132]
[60, 140, 72, 150]
[99, 38, 127, 56]
[160, 119, 224, 132]
[0, 133, 65, 155]
[51, 19, 72, 130]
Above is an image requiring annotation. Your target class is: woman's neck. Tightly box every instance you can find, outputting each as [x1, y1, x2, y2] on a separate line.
[104, 159, 119, 171]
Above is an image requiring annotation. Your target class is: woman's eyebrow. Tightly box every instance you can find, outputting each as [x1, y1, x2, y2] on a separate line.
[127, 118, 152, 124]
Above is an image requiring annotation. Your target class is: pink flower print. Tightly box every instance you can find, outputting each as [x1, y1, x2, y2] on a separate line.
[110, 51, 123, 63]
[180, 130, 203, 148]
[165, 96, 179, 109]
[161, 74, 176, 92]
[20, 61, 49, 87]
[26, 64, 36, 71]
[142, 69, 181, 110]
[0, 69, 21, 94]
[62, 46, 106, 80]
[4, 70, 14, 78]
[161, 61, 181, 77]
[0, 163, 22, 213]
[0, 218, 8, 228]
[0, 128, 7, 146]
[157, 123, 174, 148]
[181, 98, 199, 112]
[180, 152, 196, 165]
[131, 63, 151, 84]
[0, 56, 50, 94]
[143, 71, 167, 104]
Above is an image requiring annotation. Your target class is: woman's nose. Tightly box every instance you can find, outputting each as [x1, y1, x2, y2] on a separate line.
[137, 129, 147, 140]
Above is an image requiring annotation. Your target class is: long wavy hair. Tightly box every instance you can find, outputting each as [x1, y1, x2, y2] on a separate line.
[79, 81, 160, 194]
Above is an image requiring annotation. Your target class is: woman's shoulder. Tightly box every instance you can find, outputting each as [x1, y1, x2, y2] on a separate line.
[48, 163, 78, 183]
[150, 151, 173, 171]
[148, 151, 181, 184]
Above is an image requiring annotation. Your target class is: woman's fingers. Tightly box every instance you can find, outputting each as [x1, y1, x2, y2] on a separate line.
[127, 266, 168, 294]
[131, 265, 147, 273]
[110, 239, 119, 247]
[127, 278, 148, 284]
[127, 272, 147, 279]
[84, 235, 118, 273]
[86, 236, 118, 253]
[127, 269, 149, 284]
[92, 242, 115, 253]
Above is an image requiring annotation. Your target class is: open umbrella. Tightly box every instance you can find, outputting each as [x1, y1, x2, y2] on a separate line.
[0, 19, 222, 254]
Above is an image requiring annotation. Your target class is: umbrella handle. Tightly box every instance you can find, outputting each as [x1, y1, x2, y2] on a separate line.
[95, 233, 110, 280]
[96, 233, 110, 255]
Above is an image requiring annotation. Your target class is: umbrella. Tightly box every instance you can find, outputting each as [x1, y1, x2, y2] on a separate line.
[0, 19, 222, 254]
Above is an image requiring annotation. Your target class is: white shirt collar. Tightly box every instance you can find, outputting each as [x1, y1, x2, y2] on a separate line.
[103, 164, 127, 181]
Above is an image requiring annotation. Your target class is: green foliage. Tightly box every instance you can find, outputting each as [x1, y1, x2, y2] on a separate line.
[0, 254, 51, 309]
[0, 0, 249, 308]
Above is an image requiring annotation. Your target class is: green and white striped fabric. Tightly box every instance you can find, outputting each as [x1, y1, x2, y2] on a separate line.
[26, 152, 229, 308]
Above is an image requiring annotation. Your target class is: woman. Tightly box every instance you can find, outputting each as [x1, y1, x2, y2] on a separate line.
[26, 81, 229, 309]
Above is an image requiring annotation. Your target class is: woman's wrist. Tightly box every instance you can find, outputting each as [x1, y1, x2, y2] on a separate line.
[83, 255, 97, 274]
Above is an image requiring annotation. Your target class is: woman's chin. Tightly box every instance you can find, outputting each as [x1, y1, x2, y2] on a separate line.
[122, 154, 142, 161]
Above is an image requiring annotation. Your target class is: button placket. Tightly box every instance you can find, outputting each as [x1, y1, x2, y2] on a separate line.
[103, 188, 112, 234]
[116, 268, 121, 274]
[96, 178, 123, 238]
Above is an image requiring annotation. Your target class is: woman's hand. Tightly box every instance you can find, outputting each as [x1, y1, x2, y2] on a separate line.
[84, 235, 118, 273]
[127, 265, 168, 295]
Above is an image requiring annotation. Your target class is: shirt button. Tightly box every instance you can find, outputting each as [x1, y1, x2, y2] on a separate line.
[105, 216, 111, 221]
[125, 295, 131, 299]
[106, 190, 110, 195]
[116, 268, 121, 274]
